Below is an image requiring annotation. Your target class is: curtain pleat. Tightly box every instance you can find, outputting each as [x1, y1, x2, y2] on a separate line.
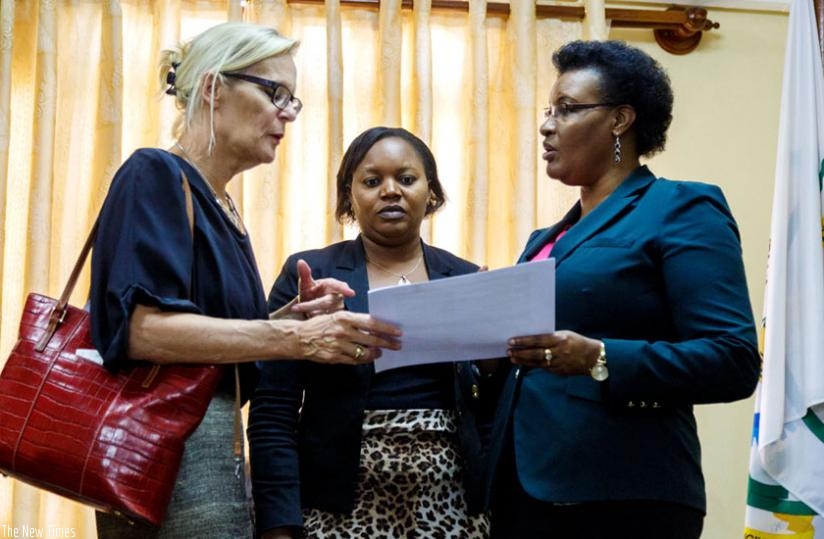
[0, 0, 14, 321]
[147, 0, 180, 152]
[411, 0, 432, 242]
[80, 1, 123, 299]
[326, 0, 344, 243]
[467, 0, 489, 263]
[509, 0, 537, 262]
[378, 0, 401, 126]
[585, 0, 608, 40]
[26, 1, 57, 295]
[229, 0, 243, 21]
[411, 0, 432, 143]
[11, 0, 56, 531]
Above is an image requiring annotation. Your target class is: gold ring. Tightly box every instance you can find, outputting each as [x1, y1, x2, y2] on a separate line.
[354, 345, 365, 361]
[544, 348, 553, 364]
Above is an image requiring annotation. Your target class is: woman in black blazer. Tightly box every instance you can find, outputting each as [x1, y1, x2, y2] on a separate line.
[249, 127, 497, 539]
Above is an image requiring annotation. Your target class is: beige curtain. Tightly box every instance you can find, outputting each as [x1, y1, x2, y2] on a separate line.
[0, 0, 581, 535]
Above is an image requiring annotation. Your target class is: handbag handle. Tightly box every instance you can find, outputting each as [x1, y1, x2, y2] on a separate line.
[35, 173, 194, 351]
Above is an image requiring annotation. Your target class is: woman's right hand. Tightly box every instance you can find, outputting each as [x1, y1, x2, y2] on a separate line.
[292, 258, 354, 318]
[507, 330, 601, 375]
[294, 310, 402, 365]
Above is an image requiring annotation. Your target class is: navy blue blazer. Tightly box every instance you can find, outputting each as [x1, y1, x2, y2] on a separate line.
[488, 166, 760, 513]
[249, 237, 494, 535]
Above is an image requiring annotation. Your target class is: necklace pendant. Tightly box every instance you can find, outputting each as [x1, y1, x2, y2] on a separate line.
[398, 276, 411, 285]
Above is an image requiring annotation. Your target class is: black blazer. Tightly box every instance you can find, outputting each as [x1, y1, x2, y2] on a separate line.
[248, 236, 496, 536]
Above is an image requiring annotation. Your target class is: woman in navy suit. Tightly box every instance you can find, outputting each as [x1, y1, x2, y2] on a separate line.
[488, 40, 761, 539]
[249, 127, 496, 539]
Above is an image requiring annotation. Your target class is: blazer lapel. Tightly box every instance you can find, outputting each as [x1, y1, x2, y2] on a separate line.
[550, 166, 656, 268]
[336, 236, 461, 317]
[518, 204, 581, 263]
[332, 237, 370, 314]
[422, 242, 459, 281]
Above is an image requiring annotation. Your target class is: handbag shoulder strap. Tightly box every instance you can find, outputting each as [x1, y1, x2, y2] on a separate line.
[177, 170, 243, 472]
[36, 171, 194, 351]
[181, 170, 194, 238]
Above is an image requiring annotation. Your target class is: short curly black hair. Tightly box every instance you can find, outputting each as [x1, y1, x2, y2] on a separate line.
[552, 40, 673, 157]
[335, 127, 446, 224]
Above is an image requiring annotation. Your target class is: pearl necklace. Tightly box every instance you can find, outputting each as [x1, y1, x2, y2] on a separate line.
[367, 254, 423, 285]
[174, 142, 244, 232]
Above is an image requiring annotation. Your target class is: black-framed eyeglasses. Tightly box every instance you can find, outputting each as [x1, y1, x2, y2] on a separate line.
[543, 102, 619, 120]
[221, 72, 303, 113]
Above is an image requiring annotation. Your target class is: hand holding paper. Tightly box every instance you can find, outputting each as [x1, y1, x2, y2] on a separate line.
[368, 258, 555, 372]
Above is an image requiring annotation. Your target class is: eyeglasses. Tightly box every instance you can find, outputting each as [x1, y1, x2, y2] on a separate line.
[543, 102, 619, 120]
[221, 72, 303, 113]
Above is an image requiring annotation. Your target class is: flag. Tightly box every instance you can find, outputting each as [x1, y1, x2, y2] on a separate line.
[744, 0, 824, 537]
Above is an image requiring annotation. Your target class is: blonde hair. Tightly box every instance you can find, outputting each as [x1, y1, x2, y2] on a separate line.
[159, 22, 299, 150]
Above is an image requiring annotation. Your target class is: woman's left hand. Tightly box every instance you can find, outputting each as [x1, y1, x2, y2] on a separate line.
[291, 259, 355, 318]
[507, 330, 602, 376]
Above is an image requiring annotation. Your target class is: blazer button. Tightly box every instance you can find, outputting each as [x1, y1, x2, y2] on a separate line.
[471, 384, 480, 399]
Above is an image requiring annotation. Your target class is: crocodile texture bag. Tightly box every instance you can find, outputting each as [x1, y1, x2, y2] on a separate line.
[0, 177, 222, 526]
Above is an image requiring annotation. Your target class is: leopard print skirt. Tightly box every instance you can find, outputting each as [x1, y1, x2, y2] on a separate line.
[303, 409, 490, 538]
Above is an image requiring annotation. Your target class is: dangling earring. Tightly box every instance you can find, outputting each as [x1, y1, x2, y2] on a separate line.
[613, 134, 622, 164]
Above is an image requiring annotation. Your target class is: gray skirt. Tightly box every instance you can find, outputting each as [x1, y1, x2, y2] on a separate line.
[96, 391, 253, 539]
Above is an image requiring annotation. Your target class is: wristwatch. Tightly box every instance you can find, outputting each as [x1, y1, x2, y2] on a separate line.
[590, 341, 608, 381]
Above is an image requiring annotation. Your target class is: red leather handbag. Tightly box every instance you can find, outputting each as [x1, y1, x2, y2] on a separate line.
[0, 178, 222, 526]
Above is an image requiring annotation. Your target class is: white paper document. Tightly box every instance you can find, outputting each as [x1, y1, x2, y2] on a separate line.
[368, 258, 555, 373]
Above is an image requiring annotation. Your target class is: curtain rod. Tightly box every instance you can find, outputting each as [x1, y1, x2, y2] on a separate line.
[287, 1, 582, 18]
[286, 1, 719, 54]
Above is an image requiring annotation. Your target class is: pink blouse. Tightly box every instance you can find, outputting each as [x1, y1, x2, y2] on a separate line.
[530, 227, 568, 261]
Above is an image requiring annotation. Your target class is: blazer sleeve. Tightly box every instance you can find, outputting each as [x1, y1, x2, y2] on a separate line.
[604, 182, 760, 405]
[247, 255, 305, 535]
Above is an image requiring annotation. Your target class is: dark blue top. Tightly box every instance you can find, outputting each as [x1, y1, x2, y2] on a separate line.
[89, 148, 265, 397]
[366, 363, 453, 409]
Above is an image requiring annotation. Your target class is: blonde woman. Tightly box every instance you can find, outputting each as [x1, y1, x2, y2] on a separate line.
[91, 24, 401, 538]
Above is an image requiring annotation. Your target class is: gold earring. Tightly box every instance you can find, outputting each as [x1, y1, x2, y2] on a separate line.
[426, 194, 439, 213]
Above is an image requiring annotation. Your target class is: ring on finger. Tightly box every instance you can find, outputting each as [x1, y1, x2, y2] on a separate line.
[543, 348, 553, 364]
[354, 344, 365, 361]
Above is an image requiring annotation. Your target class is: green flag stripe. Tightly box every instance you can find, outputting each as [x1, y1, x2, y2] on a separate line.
[802, 408, 824, 443]
[818, 158, 823, 191]
[748, 478, 817, 515]
[749, 477, 789, 498]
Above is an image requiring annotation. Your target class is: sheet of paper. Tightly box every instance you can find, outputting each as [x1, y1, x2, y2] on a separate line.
[368, 258, 555, 373]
